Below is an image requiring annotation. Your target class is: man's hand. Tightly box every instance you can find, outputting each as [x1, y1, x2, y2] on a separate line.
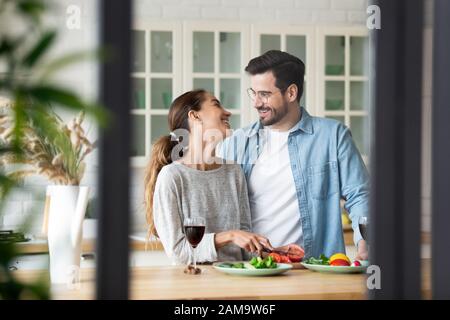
[274, 243, 305, 262]
[275, 243, 304, 255]
[356, 239, 369, 260]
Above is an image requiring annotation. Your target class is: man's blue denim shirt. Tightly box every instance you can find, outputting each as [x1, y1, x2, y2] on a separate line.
[219, 107, 370, 258]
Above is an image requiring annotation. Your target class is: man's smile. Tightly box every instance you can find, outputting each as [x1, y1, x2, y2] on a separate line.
[257, 107, 272, 118]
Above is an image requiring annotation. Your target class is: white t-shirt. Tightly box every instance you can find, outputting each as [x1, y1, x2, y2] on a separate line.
[248, 128, 303, 248]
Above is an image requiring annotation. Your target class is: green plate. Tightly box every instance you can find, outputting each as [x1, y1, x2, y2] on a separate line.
[212, 261, 292, 276]
[301, 262, 367, 274]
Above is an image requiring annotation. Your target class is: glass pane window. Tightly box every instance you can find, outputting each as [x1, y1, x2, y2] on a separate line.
[350, 81, 368, 111]
[151, 115, 169, 144]
[193, 32, 214, 73]
[131, 115, 145, 157]
[350, 116, 369, 155]
[325, 81, 345, 111]
[286, 35, 306, 66]
[350, 36, 369, 76]
[151, 78, 172, 109]
[132, 30, 145, 72]
[220, 79, 240, 109]
[151, 31, 172, 73]
[132, 77, 145, 109]
[229, 114, 241, 130]
[220, 32, 240, 73]
[325, 36, 345, 75]
[193, 78, 214, 94]
[300, 88, 306, 108]
[261, 34, 281, 53]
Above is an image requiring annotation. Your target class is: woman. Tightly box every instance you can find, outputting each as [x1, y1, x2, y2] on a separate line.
[144, 89, 273, 265]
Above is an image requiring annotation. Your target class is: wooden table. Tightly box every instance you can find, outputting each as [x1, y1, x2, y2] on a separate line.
[14, 265, 368, 300]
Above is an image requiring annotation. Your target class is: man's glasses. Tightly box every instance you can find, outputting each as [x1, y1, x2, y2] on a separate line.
[246, 88, 283, 103]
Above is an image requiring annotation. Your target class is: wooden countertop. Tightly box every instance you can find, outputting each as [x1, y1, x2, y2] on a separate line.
[11, 259, 432, 300]
[14, 238, 163, 254]
[14, 265, 368, 300]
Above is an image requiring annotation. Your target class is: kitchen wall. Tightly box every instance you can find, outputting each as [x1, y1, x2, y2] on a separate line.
[0, 0, 433, 235]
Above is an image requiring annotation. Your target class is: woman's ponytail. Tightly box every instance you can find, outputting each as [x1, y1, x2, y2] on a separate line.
[144, 135, 176, 238]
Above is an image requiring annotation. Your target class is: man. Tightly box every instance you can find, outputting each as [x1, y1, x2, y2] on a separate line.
[219, 50, 369, 260]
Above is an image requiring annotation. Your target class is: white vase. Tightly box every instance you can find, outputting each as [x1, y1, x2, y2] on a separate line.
[82, 218, 97, 239]
[46, 185, 89, 285]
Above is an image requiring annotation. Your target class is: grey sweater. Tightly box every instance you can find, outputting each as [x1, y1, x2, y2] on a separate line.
[153, 162, 251, 265]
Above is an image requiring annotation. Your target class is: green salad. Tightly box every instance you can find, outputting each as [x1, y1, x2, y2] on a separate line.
[219, 256, 278, 269]
[303, 254, 330, 265]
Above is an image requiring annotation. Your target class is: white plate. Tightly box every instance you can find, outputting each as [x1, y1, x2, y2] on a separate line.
[212, 261, 292, 276]
[301, 262, 367, 274]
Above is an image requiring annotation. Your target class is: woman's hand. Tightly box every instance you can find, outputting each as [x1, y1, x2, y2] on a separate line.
[230, 230, 274, 253]
[215, 230, 273, 254]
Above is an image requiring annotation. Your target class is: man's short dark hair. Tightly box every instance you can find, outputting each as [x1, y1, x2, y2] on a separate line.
[245, 50, 305, 103]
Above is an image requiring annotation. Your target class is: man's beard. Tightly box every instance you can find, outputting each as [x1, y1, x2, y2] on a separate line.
[258, 101, 289, 126]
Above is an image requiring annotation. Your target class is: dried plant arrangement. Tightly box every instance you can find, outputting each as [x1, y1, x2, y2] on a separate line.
[0, 97, 96, 185]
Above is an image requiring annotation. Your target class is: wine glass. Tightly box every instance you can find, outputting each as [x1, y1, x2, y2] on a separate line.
[183, 217, 206, 274]
[358, 216, 369, 244]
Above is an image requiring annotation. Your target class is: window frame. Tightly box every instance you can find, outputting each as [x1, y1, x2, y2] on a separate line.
[130, 21, 183, 167]
[316, 26, 370, 162]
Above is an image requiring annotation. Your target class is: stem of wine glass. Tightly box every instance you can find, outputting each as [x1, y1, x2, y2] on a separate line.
[193, 246, 197, 270]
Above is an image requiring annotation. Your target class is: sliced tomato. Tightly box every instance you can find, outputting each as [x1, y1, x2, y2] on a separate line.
[287, 254, 303, 262]
[279, 255, 292, 263]
[330, 259, 350, 266]
[268, 253, 282, 263]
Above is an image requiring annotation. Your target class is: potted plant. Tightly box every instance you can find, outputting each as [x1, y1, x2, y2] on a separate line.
[0, 103, 95, 184]
[1, 99, 96, 284]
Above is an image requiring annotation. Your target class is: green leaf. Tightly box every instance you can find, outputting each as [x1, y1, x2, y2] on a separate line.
[27, 85, 84, 108]
[37, 48, 108, 81]
[319, 254, 330, 264]
[23, 85, 109, 127]
[86, 104, 110, 128]
[22, 30, 57, 67]
[0, 39, 14, 56]
[0, 174, 15, 199]
[16, 0, 46, 18]
[305, 254, 330, 265]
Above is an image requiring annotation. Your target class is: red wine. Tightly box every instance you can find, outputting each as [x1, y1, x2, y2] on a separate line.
[184, 225, 205, 248]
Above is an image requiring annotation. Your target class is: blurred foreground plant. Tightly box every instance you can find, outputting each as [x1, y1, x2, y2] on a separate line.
[0, 0, 108, 299]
